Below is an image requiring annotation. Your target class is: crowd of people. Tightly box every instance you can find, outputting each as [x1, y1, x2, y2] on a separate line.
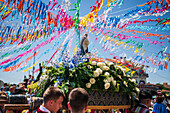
[131, 91, 169, 113]
[0, 74, 170, 113]
[0, 83, 26, 98]
[0, 74, 36, 98]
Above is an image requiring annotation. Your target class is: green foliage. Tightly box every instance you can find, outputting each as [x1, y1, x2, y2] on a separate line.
[35, 61, 139, 97]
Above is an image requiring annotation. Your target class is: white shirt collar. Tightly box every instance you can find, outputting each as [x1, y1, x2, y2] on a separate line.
[39, 105, 51, 113]
[140, 103, 148, 108]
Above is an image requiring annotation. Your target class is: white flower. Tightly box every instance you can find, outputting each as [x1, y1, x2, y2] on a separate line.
[131, 79, 136, 83]
[115, 65, 121, 69]
[96, 68, 102, 74]
[115, 65, 126, 72]
[118, 75, 122, 79]
[97, 62, 105, 67]
[110, 77, 114, 81]
[112, 80, 116, 86]
[104, 83, 110, 90]
[101, 66, 109, 71]
[123, 71, 126, 76]
[83, 59, 87, 62]
[90, 78, 96, 84]
[135, 87, 140, 94]
[93, 71, 100, 77]
[40, 75, 48, 81]
[86, 83, 91, 88]
[91, 61, 97, 65]
[103, 79, 108, 83]
[104, 72, 110, 77]
[129, 78, 132, 82]
[123, 81, 128, 87]
[107, 62, 114, 66]
[121, 68, 126, 72]
[107, 77, 112, 83]
[127, 75, 130, 77]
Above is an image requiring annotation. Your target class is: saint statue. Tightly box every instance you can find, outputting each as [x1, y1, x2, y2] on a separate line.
[80, 33, 89, 55]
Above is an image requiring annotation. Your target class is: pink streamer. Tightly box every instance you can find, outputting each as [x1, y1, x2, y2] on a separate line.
[0, 35, 57, 66]
[49, 2, 58, 10]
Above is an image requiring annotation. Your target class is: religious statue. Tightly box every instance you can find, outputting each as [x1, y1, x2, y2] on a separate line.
[80, 33, 89, 55]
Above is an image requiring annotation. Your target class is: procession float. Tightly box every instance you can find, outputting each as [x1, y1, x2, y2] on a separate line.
[0, 0, 170, 112]
[28, 49, 140, 110]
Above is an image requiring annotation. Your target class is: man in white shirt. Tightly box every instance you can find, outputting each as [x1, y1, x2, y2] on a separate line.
[37, 86, 65, 113]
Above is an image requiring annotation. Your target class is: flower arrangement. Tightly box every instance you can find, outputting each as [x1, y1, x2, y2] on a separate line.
[34, 59, 140, 97]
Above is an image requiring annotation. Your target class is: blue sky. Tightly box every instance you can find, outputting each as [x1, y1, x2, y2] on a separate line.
[0, 0, 170, 84]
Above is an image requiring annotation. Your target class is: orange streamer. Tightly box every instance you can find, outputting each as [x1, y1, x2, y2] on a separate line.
[3, 50, 40, 72]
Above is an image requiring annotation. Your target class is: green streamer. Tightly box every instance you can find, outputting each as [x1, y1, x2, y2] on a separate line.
[69, 0, 81, 47]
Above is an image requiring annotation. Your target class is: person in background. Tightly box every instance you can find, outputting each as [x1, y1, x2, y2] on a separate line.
[68, 88, 89, 113]
[15, 84, 26, 95]
[12, 84, 17, 93]
[35, 86, 65, 113]
[35, 63, 43, 82]
[24, 75, 29, 88]
[151, 96, 157, 109]
[0, 83, 9, 91]
[30, 76, 35, 84]
[28, 75, 32, 85]
[6, 86, 15, 99]
[131, 91, 152, 113]
[152, 96, 168, 113]
[0, 91, 7, 97]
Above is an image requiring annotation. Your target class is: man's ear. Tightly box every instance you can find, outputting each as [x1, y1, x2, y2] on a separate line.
[67, 102, 71, 109]
[146, 99, 151, 104]
[49, 100, 54, 106]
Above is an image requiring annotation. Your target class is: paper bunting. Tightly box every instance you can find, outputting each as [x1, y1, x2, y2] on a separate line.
[121, 29, 170, 40]
[137, 0, 170, 11]
[22, 60, 39, 72]
[0, 0, 169, 74]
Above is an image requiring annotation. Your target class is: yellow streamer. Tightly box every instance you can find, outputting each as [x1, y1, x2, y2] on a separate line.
[131, 71, 135, 76]
[117, 41, 124, 46]
[125, 67, 131, 72]
[22, 61, 39, 72]
[80, 0, 104, 26]
[73, 46, 77, 55]
[0, 5, 6, 11]
[127, 46, 134, 50]
[134, 47, 139, 53]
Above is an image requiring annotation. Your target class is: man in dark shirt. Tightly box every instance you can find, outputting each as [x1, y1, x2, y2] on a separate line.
[0, 83, 9, 91]
[131, 91, 152, 113]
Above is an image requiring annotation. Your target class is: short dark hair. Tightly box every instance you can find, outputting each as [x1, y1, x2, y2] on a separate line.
[156, 96, 163, 103]
[139, 91, 152, 100]
[43, 86, 65, 104]
[69, 88, 89, 112]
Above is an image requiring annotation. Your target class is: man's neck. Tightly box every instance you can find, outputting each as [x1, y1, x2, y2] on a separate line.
[41, 104, 51, 113]
[139, 102, 148, 108]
